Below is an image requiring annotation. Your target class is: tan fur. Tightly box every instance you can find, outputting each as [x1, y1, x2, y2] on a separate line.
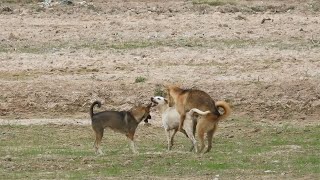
[166, 85, 231, 153]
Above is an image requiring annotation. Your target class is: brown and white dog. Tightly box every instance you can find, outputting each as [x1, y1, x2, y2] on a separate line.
[166, 85, 231, 153]
[90, 101, 152, 154]
[151, 96, 210, 152]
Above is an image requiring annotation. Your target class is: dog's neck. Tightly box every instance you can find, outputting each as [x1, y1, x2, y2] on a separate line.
[129, 110, 145, 124]
[157, 103, 170, 114]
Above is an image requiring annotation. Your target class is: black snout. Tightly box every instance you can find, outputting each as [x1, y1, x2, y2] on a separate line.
[144, 115, 152, 123]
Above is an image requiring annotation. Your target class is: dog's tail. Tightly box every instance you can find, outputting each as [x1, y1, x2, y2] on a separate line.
[215, 101, 231, 120]
[90, 101, 101, 119]
[189, 108, 211, 115]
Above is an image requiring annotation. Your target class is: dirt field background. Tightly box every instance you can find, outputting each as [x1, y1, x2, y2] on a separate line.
[0, 0, 320, 125]
[0, 0, 320, 179]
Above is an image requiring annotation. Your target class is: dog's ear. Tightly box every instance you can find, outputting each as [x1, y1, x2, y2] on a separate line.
[164, 98, 168, 104]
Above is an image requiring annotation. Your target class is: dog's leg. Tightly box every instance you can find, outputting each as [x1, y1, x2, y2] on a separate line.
[93, 128, 104, 155]
[165, 129, 171, 150]
[205, 124, 218, 153]
[169, 129, 177, 150]
[179, 113, 186, 131]
[126, 132, 138, 154]
[196, 123, 205, 153]
[183, 120, 196, 152]
[186, 130, 197, 153]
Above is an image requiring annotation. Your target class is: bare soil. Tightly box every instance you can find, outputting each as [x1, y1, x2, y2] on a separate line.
[0, 0, 319, 125]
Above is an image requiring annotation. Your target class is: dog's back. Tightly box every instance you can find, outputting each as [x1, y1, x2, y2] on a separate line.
[185, 90, 220, 116]
[90, 101, 137, 132]
[92, 111, 130, 130]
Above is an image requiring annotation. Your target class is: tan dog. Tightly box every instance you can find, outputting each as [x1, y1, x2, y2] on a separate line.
[167, 85, 231, 153]
[90, 101, 152, 154]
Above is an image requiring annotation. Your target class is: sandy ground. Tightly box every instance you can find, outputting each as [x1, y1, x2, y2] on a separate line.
[0, 0, 320, 125]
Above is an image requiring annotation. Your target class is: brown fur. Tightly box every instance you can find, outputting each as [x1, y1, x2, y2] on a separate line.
[166, 85, 231, 153]
[90, 101, 152, 154]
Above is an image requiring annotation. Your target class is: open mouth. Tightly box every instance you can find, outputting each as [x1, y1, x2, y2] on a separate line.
[150, 97, 158, 107]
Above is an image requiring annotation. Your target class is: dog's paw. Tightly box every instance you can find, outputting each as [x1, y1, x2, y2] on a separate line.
[95, 149, 104, 155]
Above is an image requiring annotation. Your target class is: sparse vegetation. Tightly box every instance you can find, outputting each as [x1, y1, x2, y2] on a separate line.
[154, 84, 166, 97]
[0, 38, 313, 54]
[1, 119, 319, 179]
[135, 76, 147, 83]
[1, 1, 319, 179]
[309, 0, 320, 12]
[192, 0, 236, 6]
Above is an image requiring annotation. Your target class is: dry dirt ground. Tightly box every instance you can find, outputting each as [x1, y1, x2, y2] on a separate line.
[0, 0, 319, 126]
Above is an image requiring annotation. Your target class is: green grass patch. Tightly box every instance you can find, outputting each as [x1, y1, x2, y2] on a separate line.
[0, 38, 315, 54]
[135, 76, 147, 83]
[192, 0, 236, 6]
[0, 121, 319, 179]
[153, 84, 166, 97]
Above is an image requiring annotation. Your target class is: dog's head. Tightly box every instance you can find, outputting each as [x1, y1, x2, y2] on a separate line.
[150, 96, 168, 107]
[130, 103, 152, 123]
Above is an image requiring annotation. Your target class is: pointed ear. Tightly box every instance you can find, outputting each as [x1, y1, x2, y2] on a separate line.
[164, 99, 168, 104]
[163, 84, 172, 91]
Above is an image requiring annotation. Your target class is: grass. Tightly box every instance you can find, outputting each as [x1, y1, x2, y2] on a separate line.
[0, 38, 316, 54]
[0, 71, 39, 81]
[0, 119, 319, 179]
[135, 76, 147, 83]
[309, 0, 320, 12]
[1, 0, 38, 3]
[192, 0, 236, 6]
[153, 84, 166, 97]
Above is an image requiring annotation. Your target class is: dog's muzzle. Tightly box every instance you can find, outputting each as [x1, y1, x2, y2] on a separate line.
[150, 97, 158, 107]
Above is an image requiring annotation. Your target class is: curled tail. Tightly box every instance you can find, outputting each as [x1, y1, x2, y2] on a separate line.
[189, 108, 211, 116]
[215, 101, 231, 120]
[90, 101, 101, 119]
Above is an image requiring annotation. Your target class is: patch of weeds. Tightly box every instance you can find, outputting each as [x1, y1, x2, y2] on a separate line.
[0, 71, 39, 81]
[249, 5, 266, 12]
[249, 4, 295, 13]
[135, 76, 147, 83]
[309, 1, 320, 12]
[87, 4, 102, 12]
[60, 0, 74, 6]
[1, 0, 39, 3]
[110, 41, 153, 49]
[295, 155, 320, 174]
[154, 84, 166, 97]
[192, 0, 236, 6]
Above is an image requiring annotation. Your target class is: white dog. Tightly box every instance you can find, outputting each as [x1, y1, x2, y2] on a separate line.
[151, 96, 210, 152]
